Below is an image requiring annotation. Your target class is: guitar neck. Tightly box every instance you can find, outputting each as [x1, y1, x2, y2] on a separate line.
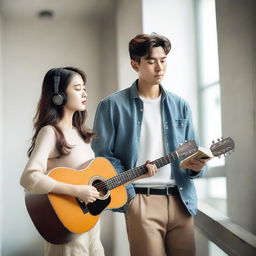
[104, 151, 179, 191]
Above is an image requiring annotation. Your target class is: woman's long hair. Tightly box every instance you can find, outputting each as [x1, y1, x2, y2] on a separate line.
[28, 67, 95, 157]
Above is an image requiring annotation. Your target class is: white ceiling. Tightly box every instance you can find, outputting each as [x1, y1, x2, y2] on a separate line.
[0, 0, 114, 19]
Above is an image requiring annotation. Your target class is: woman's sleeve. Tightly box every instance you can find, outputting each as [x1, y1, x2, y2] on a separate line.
[20, 126, 58, 194]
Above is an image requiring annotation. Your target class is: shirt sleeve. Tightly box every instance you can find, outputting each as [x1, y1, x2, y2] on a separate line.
[20, 126, 58, 194]
[91, 100, 125, 175]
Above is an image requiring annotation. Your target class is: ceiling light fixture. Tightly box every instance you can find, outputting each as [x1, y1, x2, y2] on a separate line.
[38, 10, 54, 19]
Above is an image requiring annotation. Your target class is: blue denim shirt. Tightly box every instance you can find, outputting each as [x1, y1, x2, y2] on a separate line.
[92, 80, 205, 216]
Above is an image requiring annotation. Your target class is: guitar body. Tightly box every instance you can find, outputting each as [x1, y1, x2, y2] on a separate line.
[25, 157, 127, 244]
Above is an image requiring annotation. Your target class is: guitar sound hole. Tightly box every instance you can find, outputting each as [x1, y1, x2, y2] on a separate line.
[92, 179, 108, 197]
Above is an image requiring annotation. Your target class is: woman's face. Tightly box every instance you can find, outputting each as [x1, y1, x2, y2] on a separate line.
[64, 73, 87, 112]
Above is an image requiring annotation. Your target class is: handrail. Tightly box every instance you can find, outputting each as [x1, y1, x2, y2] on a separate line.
[195, 201, 256, 256]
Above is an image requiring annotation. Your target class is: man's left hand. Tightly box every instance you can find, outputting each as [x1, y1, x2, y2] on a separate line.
[184, 159, 209, 172]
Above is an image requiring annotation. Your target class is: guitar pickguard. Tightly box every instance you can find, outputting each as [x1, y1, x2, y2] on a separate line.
[87, 195, 111, 216]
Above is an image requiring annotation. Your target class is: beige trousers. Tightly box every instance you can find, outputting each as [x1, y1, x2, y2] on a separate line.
[125, 194, 196, 256]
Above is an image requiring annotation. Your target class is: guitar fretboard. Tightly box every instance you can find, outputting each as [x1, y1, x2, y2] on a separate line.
[95, 151, 178, 192]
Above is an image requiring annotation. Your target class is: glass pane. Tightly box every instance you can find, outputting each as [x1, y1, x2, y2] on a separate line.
[197, 0, 219, 86]
[195, 177, 227, 215]
[201, 84, 224, 167]
[208, 177, 227, 215]
[196, 228, 228, 256]
[209, 241, 228, 256]
[208, 177, 226, 199]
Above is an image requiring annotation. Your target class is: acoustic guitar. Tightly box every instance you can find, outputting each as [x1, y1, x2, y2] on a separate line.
[25, 137, 234, 244]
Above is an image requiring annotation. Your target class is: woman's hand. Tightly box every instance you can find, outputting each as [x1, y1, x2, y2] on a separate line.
[75, 185, 100, 204]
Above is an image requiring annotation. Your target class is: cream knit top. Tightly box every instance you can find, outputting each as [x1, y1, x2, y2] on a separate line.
[20, 125, 94, 193]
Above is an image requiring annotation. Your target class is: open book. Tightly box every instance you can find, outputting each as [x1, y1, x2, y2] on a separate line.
[179, 137, 235, 169]
[180, 147, 213, 169]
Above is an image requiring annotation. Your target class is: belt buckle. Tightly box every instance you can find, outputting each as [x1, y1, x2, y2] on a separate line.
[147, 187, 150, 196]
[166, 187, 172, 196]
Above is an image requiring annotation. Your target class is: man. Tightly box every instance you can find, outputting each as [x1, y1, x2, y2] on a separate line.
[92, 33, 207, 256]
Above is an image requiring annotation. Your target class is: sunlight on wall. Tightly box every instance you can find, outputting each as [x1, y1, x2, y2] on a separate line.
[142, 0, 199, 126]
[196, 0, 224, 167]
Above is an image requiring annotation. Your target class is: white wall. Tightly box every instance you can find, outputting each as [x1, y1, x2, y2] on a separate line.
[98, 1, 118, 98]
[97, 4, 118, 255]
[0, 11, 3, 256]
[216, 0, 256, 234]
[142, 0, 199, 126]
[113, 1, 143, 255]
[115, 0, 143, 90]
[1, 15, 102, 255]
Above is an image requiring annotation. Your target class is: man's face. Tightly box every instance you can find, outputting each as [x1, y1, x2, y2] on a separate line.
[132, 46, 167, 85]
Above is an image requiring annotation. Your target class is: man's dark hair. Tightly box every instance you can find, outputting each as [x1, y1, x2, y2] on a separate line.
[129, 33, 171, 63]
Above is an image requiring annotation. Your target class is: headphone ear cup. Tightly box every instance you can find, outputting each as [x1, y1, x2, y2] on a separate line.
[52, 92, 66, 106]
[59, 92, 67, 105]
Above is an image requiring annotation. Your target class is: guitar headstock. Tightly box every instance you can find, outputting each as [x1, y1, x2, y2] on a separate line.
[176, 140, 198, 159]
[210, 137, 235, 157]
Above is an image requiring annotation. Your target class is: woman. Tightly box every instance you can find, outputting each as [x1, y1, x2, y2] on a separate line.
[20, 67, 105, 256]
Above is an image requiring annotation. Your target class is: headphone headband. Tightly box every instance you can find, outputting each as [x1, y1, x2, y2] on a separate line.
[53, 68, 63, 94]
[52, 68, 66, 106]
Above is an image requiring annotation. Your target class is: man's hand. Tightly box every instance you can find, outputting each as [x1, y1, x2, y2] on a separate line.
[184, 158, 208, 172]
[141, 160, 158, 178]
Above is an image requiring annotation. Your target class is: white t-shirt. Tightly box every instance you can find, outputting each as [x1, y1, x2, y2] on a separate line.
[134, 95, 175, 187]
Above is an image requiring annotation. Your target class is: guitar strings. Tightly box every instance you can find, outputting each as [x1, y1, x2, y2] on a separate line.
[91, 152, 180, 192]
[92, 165, 147, 191]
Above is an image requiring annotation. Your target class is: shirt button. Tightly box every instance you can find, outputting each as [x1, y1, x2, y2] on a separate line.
[140, 108, 143, 112]
[179, 187, 183, 190]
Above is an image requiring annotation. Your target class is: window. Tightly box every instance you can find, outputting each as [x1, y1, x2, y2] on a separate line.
[196, 0, 224, 167]
[195, 0, 228, 223]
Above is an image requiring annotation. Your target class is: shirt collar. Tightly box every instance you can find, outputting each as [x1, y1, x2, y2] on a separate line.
[130, 79, 167, 101]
